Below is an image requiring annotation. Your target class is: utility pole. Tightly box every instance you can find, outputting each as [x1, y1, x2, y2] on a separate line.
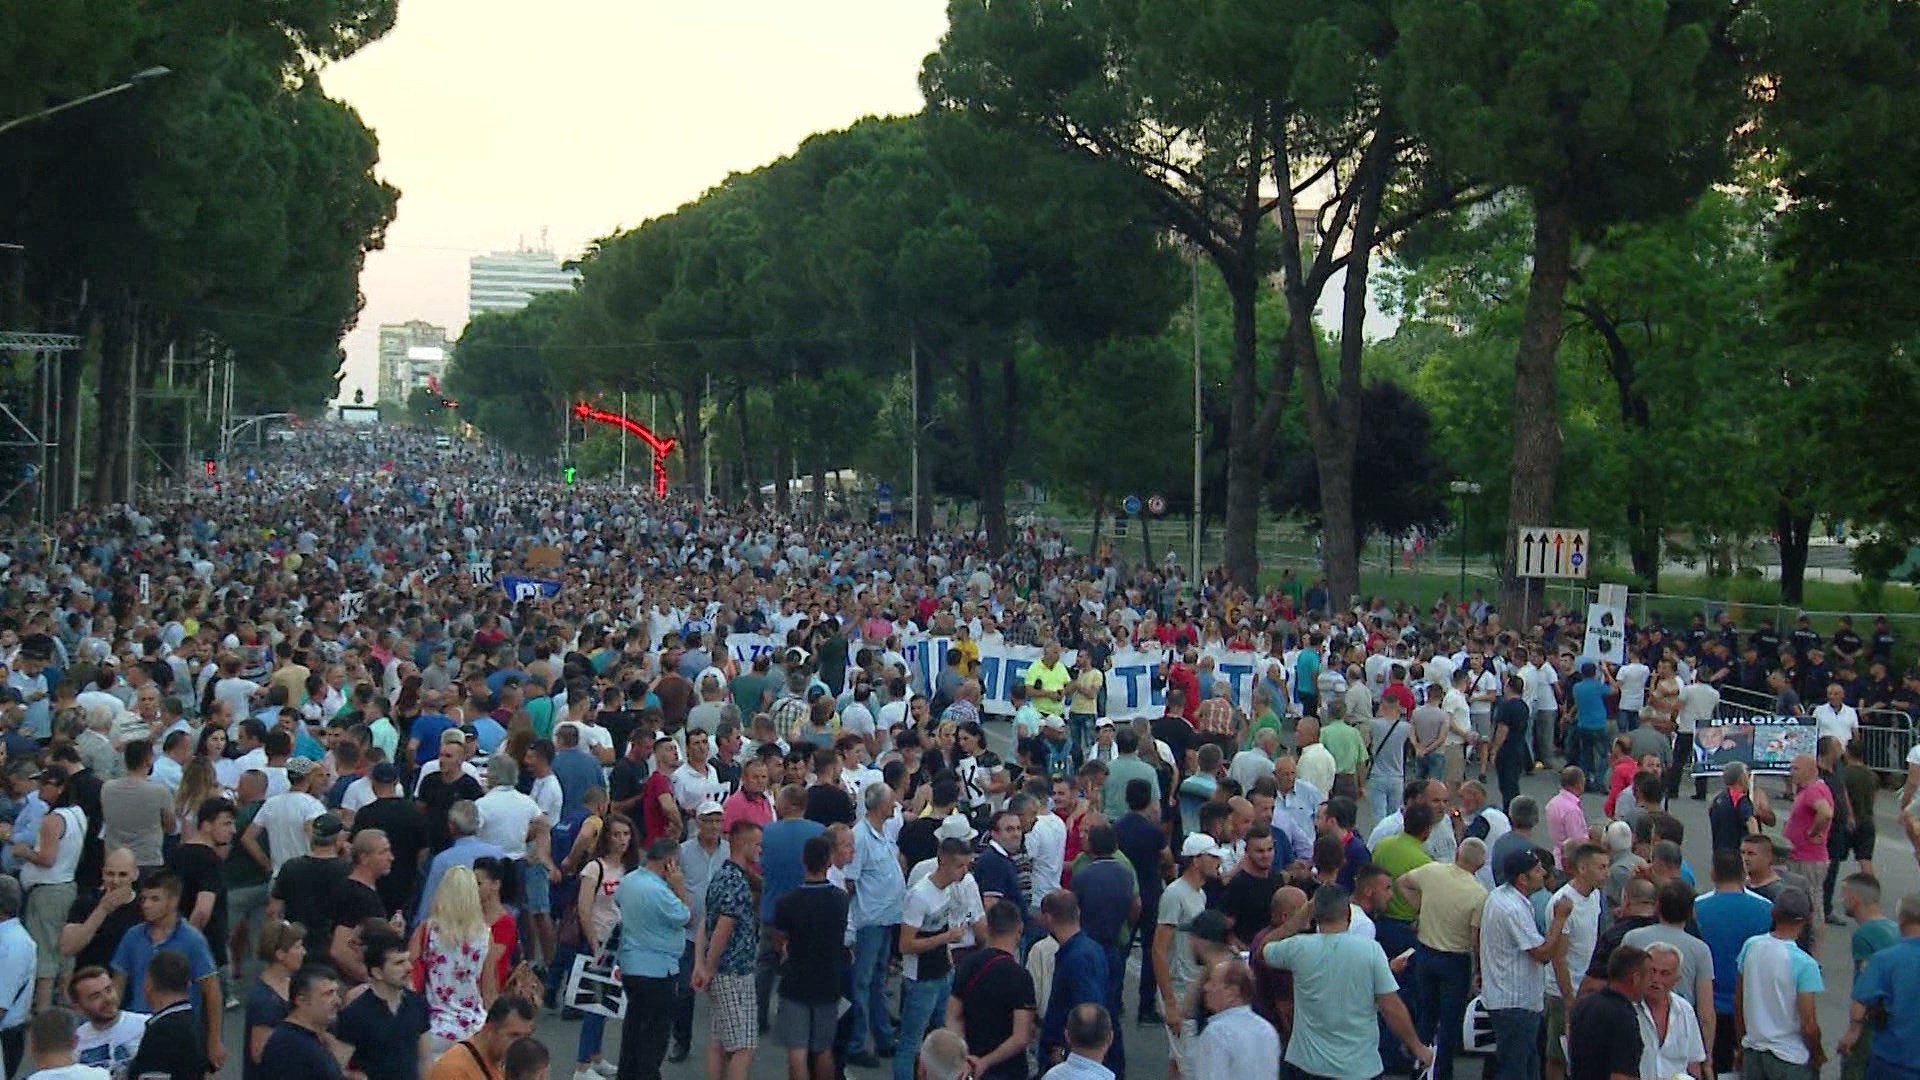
[618, 390, 627, 489]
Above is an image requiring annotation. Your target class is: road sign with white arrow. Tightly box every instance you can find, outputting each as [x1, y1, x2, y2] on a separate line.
[1516, 526, 1590, 579]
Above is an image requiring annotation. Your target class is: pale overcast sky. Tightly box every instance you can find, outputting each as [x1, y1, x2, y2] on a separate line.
[321, 0, 948, 402]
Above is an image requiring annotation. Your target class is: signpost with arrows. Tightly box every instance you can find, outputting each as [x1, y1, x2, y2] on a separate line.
[1516, 526, 1590, 579]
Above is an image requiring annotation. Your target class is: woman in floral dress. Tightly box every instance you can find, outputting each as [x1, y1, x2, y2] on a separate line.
[409, 864, 500, 1058]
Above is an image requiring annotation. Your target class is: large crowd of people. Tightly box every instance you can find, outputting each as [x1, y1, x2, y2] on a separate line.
[0, 422, 1914, 1080]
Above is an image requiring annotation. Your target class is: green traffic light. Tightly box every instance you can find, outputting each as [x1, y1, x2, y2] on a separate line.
[563, 465, 576, 484]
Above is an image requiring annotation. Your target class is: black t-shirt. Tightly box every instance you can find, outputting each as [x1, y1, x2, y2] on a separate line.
[596, 709, 640, 760]
[1832, 629, 1862, 657]
[1567, 987, 1642, 1080]
[1493, 697, 1531, 765]
[609, 758, 648, 813]
[1221, 868, 1282, 947]
[167, 841, 230, 966]
[1585, 914, 1658, 979]
[260, 1021, 345, 1080]
[334, 986, 430, 1080]
[417, 772, 483, 851]
[127, 1003, 211, 1080]
[803, 784, 856, 828]
[352, 797, 428, 916]
[951, 947, 1036, 1080]
[770, 881, 849, 1005]
[1712, 787, 1758, 853]
[897, 815, 942, 872]
[273, 854, 350, 952]
[242, 982, 290, 1080]
[63, 888, 143, 974]
[1151, 715, 1194, 777]
[330, 876, 391, 942]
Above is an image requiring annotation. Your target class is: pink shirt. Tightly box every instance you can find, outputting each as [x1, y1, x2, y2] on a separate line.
[720, 789, 773, 835]
[1784, 780, 1832, 862]
[1546, 788, 1589, 866]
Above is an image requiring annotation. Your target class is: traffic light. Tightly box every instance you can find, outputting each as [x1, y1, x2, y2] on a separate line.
[563, 465, 576, 485]
[203, 458, 216, 477]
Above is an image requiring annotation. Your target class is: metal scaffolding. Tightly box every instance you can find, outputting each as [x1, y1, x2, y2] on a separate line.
[0, 330, 82, 527]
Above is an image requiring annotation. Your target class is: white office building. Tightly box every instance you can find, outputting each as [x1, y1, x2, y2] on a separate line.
[467, 248, 579, 317]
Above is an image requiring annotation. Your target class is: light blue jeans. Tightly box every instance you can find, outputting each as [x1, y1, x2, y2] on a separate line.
[848, 923, 896, 1057]
[892, 972, 953, 1080]
[1368, 774, 1405, 824]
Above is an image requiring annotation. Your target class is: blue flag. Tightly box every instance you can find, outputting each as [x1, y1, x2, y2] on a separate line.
[500, 575, 562, 602]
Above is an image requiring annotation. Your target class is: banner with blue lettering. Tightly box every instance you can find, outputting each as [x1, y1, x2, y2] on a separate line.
[720, 632, 1275, 719]
[500, 575, 562, 602]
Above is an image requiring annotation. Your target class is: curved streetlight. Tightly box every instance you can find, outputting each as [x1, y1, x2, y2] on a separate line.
[0, 66, 172, 138]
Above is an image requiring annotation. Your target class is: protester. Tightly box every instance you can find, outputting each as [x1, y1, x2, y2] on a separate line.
[1259, 885, 1434, 1080]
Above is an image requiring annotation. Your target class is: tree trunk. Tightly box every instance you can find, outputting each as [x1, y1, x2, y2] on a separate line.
[1500, 193, 1575, 624]
[1776, 499, 1813, 605]
[677, 381, 703, 501]
[912, 334, 933, 538]
[771, 439, 788, 513]
[733, 388, 756, 509]
[53, 318, 87, 514]
[1275, 120, 1395, 613]
[1585, 299, 1660, 591]
[91, 292, 133, 505]
[1141, 511, 1155, 568]
[810, 452, 827, 520]
[961, 346, 1018, 554]
[1089, 491, 1106, 557]
[1221, 267, 1264, 589]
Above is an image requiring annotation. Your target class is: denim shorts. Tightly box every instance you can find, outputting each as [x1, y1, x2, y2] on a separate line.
[520, 859, 552, 913]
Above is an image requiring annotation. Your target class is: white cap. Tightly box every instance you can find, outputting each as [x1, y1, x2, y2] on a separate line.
[1041, 715, 1067, 732]
[1180, 834, 1227, 860]
[1095, 716, 1116, 728]
[697, 799, 725, 817]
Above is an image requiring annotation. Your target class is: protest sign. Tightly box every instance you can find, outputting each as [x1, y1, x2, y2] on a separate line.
[720, 633, 1280, 719]
[1691, 712, 1818, 777]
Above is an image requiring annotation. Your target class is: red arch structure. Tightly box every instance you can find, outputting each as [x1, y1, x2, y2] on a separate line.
[571, 400, 677, 496]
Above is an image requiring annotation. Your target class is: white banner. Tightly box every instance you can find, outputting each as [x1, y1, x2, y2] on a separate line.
[722, 633, 1279, 719]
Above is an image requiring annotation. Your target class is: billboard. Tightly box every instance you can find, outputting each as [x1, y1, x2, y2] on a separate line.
[338, 405, 380, 426]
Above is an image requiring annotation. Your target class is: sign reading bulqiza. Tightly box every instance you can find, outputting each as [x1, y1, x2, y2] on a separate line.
[500, 575, 562, 603]
[1691, 713, 1819, 777]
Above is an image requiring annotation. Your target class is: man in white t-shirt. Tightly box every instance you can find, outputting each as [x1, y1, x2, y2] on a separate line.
[1810, 682, 1859, 748]
[1616, 654, 1652, 730]
[1674, 678, 1721, 801]
[244, 756, 327, 877]
[1543, 841, 1606, 1080]
[70, 967, 146, 1076]
[671, 729, 724, 833]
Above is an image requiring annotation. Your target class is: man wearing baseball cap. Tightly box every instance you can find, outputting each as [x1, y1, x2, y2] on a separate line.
[349, 763, 428, 916]
[1154, 833, 1224, 1078]
[243, 756, 327, 879]
[1475, 847, 1576, 1080]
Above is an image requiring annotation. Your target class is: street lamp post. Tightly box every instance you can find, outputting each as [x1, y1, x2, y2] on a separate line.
[0, 67, 171, 138]
[1450, 479, 1482, 600]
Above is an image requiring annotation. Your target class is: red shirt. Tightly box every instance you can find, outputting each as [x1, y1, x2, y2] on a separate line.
[1602, 756, 1639, 817]
[1382, 682, 1416, 715]
[1166, 663, 1201, 723]
[641, 771, 677, 846]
